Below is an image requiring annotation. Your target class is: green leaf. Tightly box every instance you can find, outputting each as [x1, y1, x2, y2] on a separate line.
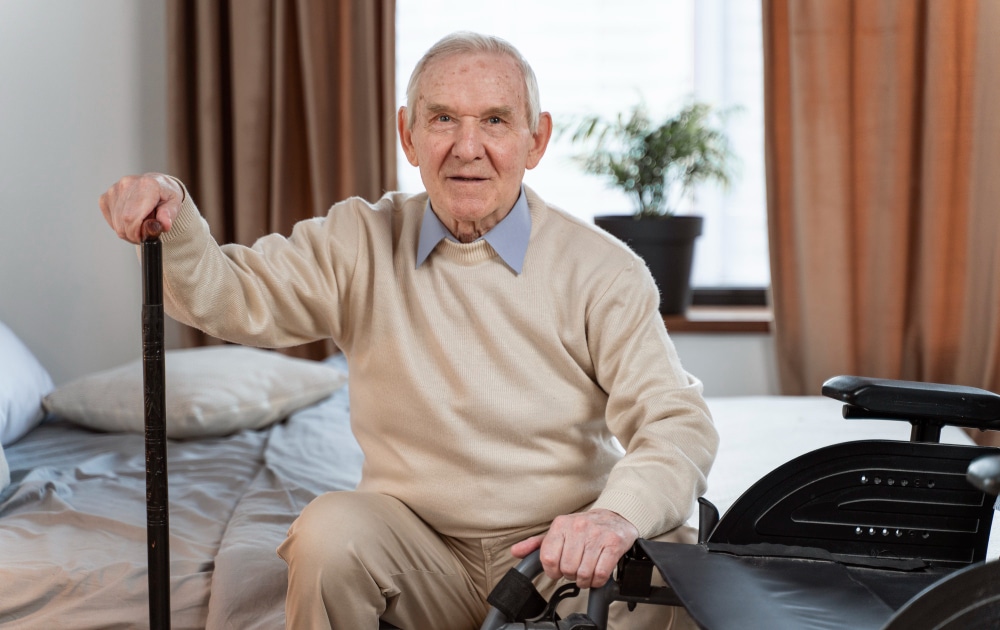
[560, 100, 738, 216]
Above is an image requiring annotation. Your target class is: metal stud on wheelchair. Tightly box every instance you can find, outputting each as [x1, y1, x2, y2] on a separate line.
[480, 376, 1000, 629]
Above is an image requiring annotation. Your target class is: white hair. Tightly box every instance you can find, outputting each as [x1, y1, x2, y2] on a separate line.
[404, 31, 541, 132]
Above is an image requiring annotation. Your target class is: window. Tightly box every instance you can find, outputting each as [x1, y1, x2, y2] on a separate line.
[395, 0, 768, 288]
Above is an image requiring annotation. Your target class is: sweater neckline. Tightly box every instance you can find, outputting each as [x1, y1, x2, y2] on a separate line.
[435, 238, 498, 266]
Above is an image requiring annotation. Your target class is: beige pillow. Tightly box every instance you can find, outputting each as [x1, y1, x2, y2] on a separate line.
[43, 346, 347, 439]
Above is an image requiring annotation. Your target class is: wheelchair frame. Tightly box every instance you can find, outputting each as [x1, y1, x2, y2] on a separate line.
[481, 375, 1000, 630]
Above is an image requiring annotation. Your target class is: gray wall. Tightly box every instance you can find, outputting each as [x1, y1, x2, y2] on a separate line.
[0, 0, 778, 396]
[0, 0, 168, 385]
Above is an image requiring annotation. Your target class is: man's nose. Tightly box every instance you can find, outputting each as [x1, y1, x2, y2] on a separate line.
[451, 120, 485, 160]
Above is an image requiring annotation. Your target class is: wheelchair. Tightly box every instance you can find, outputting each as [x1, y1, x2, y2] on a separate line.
[481, 375, 1000, 630]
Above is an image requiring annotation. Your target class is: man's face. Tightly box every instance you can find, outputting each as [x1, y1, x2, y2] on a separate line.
[398, 52, 552, 241]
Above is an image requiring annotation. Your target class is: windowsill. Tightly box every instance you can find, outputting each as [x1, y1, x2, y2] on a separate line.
[663, 305, 773, 334]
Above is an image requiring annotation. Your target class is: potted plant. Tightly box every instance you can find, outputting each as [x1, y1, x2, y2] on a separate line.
[565, 101, 736, 314]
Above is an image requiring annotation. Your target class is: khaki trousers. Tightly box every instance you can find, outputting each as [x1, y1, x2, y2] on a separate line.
[277, 491, 696, 630]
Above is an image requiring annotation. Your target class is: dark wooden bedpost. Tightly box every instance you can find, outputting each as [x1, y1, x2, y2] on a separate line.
[141, 219, 170, 629]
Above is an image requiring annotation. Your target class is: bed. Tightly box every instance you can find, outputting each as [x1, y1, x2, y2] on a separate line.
[1, 321, 995, 629]
[0, 325, 359, 630]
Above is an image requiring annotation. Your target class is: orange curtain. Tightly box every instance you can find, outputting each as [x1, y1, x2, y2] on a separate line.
[763, 0, 1000, 423]
[166, 0, 397, 359]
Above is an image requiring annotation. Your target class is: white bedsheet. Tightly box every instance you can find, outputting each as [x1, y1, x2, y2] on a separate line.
[0, 422, 268, 628]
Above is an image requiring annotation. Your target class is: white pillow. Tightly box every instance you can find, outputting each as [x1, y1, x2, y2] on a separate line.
[42, 346, 347, 439]
[0, 321, 55, 445]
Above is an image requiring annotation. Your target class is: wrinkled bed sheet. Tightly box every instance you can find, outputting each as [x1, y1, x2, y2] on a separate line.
[0, 355, 361, 629]
[204, 366, 362, 630]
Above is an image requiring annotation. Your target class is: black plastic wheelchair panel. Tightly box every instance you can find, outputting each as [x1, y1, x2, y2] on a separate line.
[708, 440, 996, 568]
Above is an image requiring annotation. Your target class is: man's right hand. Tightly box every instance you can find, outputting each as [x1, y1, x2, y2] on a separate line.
[99, 173, 184, 244]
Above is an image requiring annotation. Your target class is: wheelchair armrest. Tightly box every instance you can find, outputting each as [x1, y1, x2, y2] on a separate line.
[822, 375, 1000, 432]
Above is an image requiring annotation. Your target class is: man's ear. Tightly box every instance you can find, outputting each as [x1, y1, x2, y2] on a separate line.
[398, 107, 419, 166]
[526, 112, 553, 170]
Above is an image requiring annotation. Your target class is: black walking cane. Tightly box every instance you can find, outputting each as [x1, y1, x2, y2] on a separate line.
[142, 218, 170, 629]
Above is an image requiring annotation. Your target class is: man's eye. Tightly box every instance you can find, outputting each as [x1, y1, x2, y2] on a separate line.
[436, 115, 451, 122]
[487, 116, 502, 124]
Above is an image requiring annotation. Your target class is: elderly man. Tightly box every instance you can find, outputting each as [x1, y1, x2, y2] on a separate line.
[100, 32, 717, 630]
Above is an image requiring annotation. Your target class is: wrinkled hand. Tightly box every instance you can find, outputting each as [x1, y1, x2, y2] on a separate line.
[510, 508, 639, 589]
[99, 173, 183, 244]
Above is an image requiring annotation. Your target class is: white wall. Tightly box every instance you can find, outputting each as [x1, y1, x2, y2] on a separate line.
[673, 333, 780, 397]
[0, 0, 777, 396]
[0, 0, 168, 385]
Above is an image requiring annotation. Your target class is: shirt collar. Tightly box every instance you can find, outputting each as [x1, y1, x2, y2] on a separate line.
[416, 188, 532, 274]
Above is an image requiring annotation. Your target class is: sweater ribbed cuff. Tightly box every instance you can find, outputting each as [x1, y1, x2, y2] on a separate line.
[159, 190, 201, 245]
[591, 489, 681, 539]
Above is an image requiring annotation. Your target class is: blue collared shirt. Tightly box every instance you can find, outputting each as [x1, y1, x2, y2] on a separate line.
[415, 188, 531, 274]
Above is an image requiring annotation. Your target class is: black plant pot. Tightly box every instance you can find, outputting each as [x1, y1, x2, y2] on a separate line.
[594, 214, 703, 315]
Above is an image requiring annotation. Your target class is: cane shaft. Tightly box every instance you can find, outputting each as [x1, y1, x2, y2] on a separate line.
[142, 226, 170, 630]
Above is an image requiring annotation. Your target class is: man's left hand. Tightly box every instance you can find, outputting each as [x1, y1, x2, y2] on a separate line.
[510, 508, 639, 589]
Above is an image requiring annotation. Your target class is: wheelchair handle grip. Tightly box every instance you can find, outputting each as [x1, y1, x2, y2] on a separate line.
[967, 454, 1000, 496]
[480, 551, 544, 630]
[479, 549, 614, 630]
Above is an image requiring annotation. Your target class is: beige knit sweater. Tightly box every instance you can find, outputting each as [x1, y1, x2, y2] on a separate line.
[158, 185, 718, 539]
